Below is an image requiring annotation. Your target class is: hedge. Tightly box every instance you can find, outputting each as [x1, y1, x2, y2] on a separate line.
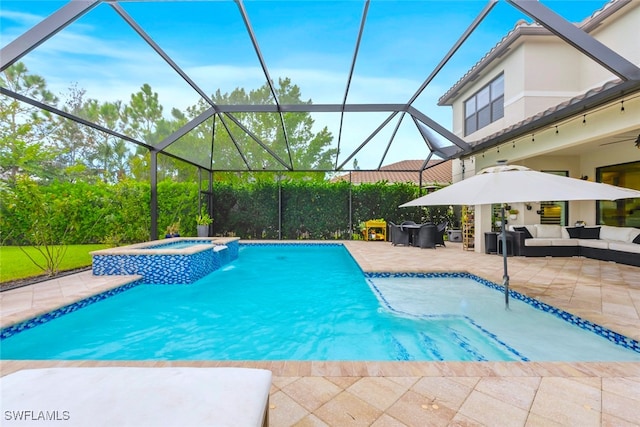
[1, 178, 442, 245]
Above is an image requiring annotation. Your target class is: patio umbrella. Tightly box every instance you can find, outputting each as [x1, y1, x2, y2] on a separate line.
[400, 162, 640, 307]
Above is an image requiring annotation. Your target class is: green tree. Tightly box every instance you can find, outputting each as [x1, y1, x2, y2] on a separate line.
[2, 177, 77, 276]
[0, 62, 60, 181]
[124, 85, 181, 181]
[51, 84, 98, 182]
[123, 83, 163, 143]
[84, 100, 132, 182]
[207, 78, 336, 180]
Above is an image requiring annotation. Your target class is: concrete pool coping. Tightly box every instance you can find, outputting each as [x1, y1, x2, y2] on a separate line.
[89, 236, 240, 256]
[2, 240, 639, 425]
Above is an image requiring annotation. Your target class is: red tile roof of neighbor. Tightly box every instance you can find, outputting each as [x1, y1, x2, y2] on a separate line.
[331, 160, 452, 185]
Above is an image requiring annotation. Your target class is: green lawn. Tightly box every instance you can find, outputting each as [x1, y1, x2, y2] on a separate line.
[0, 245, 110, 282]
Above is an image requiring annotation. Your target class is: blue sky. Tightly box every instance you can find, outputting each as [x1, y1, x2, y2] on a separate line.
[1, 0, 609, 169]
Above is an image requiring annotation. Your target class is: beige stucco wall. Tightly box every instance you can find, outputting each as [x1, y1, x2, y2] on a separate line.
[579, 2, 640, 88]
[450, 2, 639, 140]
[445, 3, 640, 253]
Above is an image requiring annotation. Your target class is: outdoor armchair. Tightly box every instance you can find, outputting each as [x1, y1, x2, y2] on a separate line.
[387, 221, 396, 244]
[390, 223, 411, 246]
[435, 222, 448, 247]
[417, 223, 437, 249]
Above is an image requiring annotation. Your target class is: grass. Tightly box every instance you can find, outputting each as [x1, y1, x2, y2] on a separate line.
[0, 244, 110, 283]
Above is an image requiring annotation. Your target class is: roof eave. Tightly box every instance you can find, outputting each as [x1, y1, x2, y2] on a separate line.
[437, 0, 633, 106]
[437, 25, 549, 106]
[460, 79, 640, 158]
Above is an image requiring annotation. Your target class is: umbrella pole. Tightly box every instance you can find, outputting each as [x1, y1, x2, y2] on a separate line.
[500, 206, 510, 308]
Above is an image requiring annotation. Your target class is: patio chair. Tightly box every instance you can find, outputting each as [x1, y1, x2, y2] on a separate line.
[387, 221, 396, 244]
[390, 223, 411, 246]
[417, 223, 436, 249]
[435, 222, 448, 247]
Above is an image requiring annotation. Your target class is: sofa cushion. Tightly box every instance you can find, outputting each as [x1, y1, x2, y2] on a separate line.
[565, 227, 582, 239]
[524, 238, 555, 246]
[609, 241, 640, 254]
[599, 225, 634, 243]
[578, 238, 608, 249]
[513, 226, 533, 239]
[535, 224, 562, 238]
[580, 227, 601, 239]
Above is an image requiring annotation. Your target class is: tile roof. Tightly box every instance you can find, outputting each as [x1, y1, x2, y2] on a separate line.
[331, 160, 452, 185]
[438, 0, 629, 106]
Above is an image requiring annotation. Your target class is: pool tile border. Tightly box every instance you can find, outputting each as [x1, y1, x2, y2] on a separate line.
[1, 281, 142, 340]
[365, 271, 640, 354]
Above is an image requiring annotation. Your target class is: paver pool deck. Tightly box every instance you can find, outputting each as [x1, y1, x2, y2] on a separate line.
[1, 240, 639, 426]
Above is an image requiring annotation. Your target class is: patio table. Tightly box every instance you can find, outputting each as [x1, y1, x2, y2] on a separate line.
[399, 223, 431, 246]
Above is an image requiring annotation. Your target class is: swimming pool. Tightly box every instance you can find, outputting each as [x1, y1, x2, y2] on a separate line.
[1, 244, 639, 361]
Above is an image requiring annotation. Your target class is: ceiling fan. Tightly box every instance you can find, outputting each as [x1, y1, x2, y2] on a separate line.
[599, 133, 640, 148]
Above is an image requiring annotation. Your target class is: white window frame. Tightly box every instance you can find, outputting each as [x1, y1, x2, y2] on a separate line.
[464, 74, 504, 136]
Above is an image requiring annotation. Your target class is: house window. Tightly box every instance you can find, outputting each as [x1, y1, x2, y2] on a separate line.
[464, 74, 504, 136]
[540, 171, 569, 226]
[596, 161, 640, 227]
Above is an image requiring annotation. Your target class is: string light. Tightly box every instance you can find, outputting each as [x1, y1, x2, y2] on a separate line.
[621, 100, 625, 113]
[531, 134, 535, 142]
[497, 146, 500, 153]
[512, 141, 515, 148]
[582, 115, 587, 125]
[555, 126, 559, 134]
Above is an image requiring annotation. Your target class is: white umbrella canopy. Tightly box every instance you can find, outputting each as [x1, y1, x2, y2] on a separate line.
[400, 163, 640, 207]
[400, 162, 640, 308]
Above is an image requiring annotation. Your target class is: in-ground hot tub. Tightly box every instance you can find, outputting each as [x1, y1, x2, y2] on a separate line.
[90, 237, 240, 284]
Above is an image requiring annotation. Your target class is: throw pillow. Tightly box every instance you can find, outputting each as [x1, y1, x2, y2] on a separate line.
[633, 234, 640, 244]
[580, 227, 601, 239]
[513, 226, 533, 239]
[565, 227, 582, 239]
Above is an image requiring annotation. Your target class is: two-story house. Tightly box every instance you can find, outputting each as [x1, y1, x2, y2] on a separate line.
[438, 0, 640, 252]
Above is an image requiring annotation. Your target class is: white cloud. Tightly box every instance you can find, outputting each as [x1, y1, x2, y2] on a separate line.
[4, 5, 457, 170]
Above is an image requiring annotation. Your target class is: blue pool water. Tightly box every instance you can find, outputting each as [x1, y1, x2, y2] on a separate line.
[146, 240, 213, 250]
[2, 244, 639, 361]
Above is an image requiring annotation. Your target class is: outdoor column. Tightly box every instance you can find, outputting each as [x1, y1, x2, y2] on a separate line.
[150, 150, 158, 240]
[477, 204, 492, 253]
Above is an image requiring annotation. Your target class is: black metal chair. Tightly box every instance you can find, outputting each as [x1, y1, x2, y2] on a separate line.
[387, 221, 396, 244]
[417, 224, 436, 249]
[435, 222, 448, 247]
[390, 223, 411, 246]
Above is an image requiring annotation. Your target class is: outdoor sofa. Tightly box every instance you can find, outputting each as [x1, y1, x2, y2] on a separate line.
[507, 224, 640, 267]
